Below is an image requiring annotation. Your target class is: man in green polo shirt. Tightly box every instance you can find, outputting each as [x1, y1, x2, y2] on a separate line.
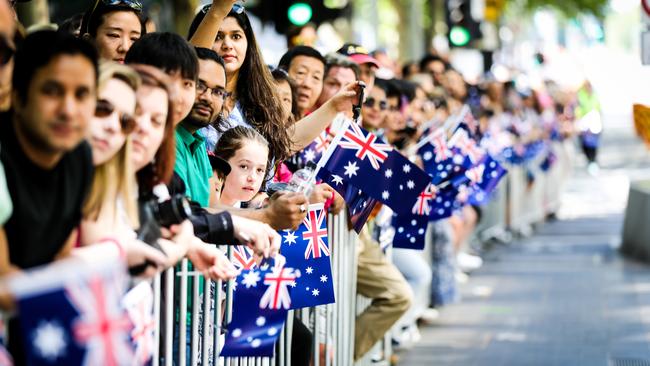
[175, 47, 228, 206]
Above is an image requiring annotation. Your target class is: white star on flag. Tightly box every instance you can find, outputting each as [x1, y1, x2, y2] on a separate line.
[385, 169, 393, 178]
[305, 266, 313, 274]
[331, 174, 344, 186]
[304, 149, 316, 162]
[402, 164, 411, 173]
[382, 191, 390, 200]
[312, 289, 320, 296]
[407, 180, 415, 189]
[241, 271, 261, 288]
[283, 231, 297, 245]
[320, 275, 328, 283]
[33, 320, 67, 362]
[343, 161, 359, 178]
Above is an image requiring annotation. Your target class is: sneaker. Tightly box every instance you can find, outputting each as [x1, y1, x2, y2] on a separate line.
[587, 162, 599, 176]
[418, 307, 440, 324]
[455, 270, 469, 283]
[457, 252, 483, 272]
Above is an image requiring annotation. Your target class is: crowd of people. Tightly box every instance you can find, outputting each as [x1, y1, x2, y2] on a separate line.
[0, 0, 590, 365]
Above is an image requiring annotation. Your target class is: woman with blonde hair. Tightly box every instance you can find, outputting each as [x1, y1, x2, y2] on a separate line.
[81, 61, 141, 245]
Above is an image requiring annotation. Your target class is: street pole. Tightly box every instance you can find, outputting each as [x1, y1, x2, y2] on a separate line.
[15, 0, 50, 28]
[171, 0, 200, 36]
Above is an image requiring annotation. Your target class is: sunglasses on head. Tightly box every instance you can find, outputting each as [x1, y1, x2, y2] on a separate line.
[364, 97, 387, 111]
[201, 2, 245, 15]
[0, 35, 15, 67]
[86, 0, 143, 34]
[95, 99, 137, 134]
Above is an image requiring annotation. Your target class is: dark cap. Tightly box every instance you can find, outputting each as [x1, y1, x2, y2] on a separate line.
[337, 43, 380, 69]
[208, 151, 231, 176]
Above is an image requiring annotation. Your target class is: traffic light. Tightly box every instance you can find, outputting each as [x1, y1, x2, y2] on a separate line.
[247, 0, 351, 35]
[445, 0, 482, 48]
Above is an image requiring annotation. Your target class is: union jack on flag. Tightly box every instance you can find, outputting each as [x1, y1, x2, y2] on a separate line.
[318, 119, 431, 214]
[430, 128, 453, 162]
[67, 276, 134, 366]
[11, 257, 134, 366]
[231, 245, 257, 271]
[279, 204, 335, 309]
[338, 121, 392, 170]
[412, 184, 437, 216]
[465, 164, 485, 185]
[259, 267, 299, 310]
[302, 208, 329, 259]
[314, 130, 330, 153]
[221, 269, 292, 357]
[448, 128, 484, 164]
[122, 282, 155, 366]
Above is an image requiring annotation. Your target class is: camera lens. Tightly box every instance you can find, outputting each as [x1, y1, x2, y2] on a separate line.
[155, 195, 192, 227]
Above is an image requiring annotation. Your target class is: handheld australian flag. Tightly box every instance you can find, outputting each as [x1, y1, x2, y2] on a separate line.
[451, 155, 507, 195]
[122, 282, 155, 366]
[317, 119, 430, 214]
[318, 169, 378, 233]
[280, 204, 335, 309]
[221, 268, 299, 357]
[9, 257, 134, 366]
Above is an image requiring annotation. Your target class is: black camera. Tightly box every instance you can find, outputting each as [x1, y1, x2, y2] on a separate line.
[137, 194, 192, 245]
[129, 194, 191, 275]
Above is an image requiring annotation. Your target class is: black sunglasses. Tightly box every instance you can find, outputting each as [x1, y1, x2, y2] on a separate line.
[201, 2, 245, 15]
[364, 97, 387, 111]
[0, 35, 15, 67]
[86, 0, 143, 34]
[95, 99, 137, 134]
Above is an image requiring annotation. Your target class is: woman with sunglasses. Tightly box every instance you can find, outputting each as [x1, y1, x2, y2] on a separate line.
[81, 0, 145, 64]
[361, 83, 389, 131]
[79, 62, 177, 278]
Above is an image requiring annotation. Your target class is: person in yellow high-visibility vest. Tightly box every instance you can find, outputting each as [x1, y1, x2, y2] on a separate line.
[575, 80, 602, 175]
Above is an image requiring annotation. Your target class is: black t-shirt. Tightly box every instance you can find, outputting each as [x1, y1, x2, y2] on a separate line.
[0, 115, 94, 269]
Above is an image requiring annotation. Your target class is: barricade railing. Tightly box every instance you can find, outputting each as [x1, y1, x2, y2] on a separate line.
[149, 151, 568, 365]
[151, 212, 362, 366]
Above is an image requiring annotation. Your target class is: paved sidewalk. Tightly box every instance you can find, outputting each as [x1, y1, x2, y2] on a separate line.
[397, 212, 650, 366]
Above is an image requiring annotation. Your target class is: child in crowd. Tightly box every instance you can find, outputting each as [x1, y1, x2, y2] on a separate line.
[214, 126, 269, 208]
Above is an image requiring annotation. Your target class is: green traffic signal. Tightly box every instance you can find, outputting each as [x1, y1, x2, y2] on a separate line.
[288, 2, 313, 26]
[449, 25, 471, 47]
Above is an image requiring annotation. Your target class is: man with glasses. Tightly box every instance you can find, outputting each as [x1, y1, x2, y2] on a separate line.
[174, 47, 227, 208]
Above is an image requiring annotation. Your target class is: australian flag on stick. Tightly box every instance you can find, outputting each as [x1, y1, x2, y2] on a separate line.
[9, 256, 134, 366]
[221, 267, 299, 357]
[318, 168, 378, 233]
[280, 204, 335, 309]
[316, 119, 430, 215]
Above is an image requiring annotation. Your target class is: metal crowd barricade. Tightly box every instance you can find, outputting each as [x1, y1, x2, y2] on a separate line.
[474, 182, 510, 244]
[151, 213, 361, 366]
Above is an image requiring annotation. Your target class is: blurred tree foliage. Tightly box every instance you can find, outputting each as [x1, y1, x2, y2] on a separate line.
[513, 0, 609, 19]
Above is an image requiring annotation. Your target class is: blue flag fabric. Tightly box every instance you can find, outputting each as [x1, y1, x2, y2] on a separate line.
[221, 268, 299, 357]
[391, 213, 428, 249]
[319, 121, 430, 214]
[280, 204, 335, 309]
[418, 129, 473, 185]
[318, 169, 378, 233]
[10, 258, 134, 366]
[429, 185, 459, 221]
[451, 155, 507, 195]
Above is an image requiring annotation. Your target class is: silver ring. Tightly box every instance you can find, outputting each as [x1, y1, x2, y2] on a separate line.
[299, 204, 306, 213]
